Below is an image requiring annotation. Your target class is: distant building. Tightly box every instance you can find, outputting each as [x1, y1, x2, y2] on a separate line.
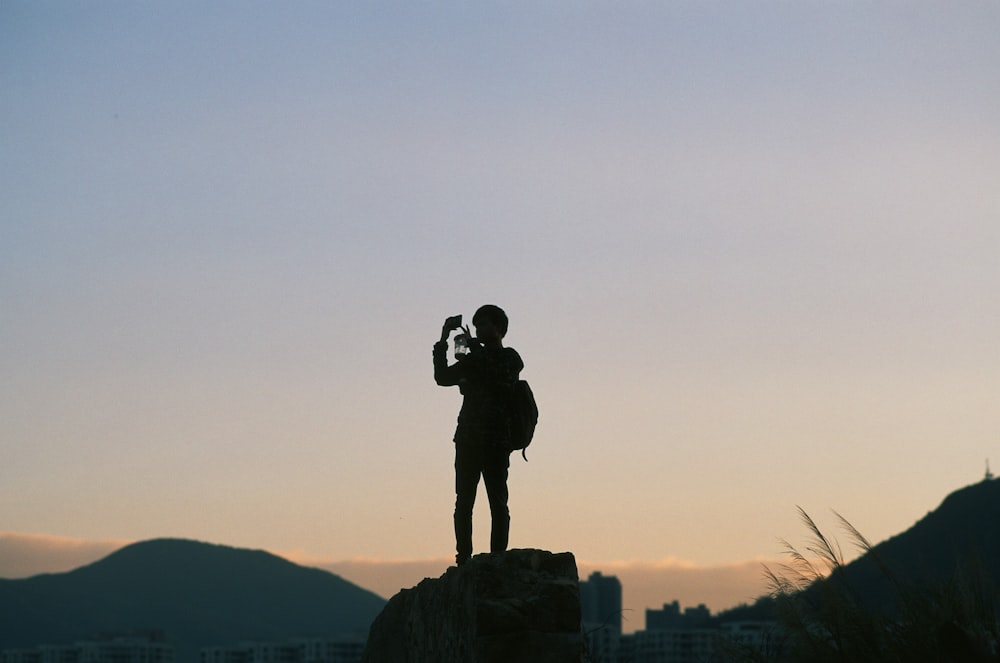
[2, 632, 173, 663]
[626, 627, 718, 663]
[718, 621, 772, 653]
[612, 601, 775, 663]
[579, 571, 623, 662]
[646, 601, 710, 631]
[1, 651, 41, 663]
[579, 571, 623, 634]
[199, 637, 365, 663]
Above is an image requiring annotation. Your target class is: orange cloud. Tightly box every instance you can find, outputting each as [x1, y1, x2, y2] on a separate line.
[4, 535, 783, 634]
[284, 551, 782, 634]
[276, 550, 453, 601]
[0, 531, 129, 579]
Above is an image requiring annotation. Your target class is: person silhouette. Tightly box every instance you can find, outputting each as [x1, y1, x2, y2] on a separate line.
[434, 305, 524, 566]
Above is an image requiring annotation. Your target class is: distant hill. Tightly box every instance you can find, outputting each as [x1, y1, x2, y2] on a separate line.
[720, 478, 1000, 621]
[0, 538, 386, 662]
[834, 477, 1000, 612]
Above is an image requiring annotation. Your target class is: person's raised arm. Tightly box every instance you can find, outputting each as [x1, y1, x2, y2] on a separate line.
[434, 315, 464, 386]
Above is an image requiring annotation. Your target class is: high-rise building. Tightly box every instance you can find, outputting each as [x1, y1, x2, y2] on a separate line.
[579, 571, 623, 634]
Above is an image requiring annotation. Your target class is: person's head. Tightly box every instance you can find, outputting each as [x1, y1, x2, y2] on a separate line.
[472, 304, 509, 343]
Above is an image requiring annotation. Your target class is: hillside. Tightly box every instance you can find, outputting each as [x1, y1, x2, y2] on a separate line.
[0, 538, 385, 662]
[835, 477, 1000, 612]
[720, 478, 1000, 622]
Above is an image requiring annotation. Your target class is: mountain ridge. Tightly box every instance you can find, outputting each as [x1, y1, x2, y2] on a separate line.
[719, 478, 1000, 622]
[5, 480, 999, 658]
[835, 477, 1000, 612]
[0, 538, 385, 663]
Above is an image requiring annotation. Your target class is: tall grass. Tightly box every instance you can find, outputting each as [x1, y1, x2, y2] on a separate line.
[725, 507, 1000, 663]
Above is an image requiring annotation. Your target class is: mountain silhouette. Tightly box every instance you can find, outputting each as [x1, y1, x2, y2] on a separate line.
[0, 538, 385, 662]
[721, 478, 1000, 622]
[832, 477, 1000, 612]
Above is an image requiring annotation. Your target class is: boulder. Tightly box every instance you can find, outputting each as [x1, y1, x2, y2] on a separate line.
[361, 549, 584, 663]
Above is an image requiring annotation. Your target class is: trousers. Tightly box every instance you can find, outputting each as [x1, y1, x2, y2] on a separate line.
[454, 434, 510, 560]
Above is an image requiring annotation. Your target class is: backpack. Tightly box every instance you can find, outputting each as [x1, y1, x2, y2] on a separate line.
[509, 379, 538, 461]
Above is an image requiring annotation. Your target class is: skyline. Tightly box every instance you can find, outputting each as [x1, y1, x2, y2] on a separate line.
[2, 476, 994, 633]
[2, 0, 998, 627]
[0, 529, 773, 634]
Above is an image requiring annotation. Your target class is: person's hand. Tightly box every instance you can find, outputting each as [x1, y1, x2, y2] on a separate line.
[440, 315, 462, 343]
[460, 325, 484, 353]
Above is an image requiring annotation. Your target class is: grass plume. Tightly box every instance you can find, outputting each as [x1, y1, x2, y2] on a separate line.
[729, 508, 1000, 662]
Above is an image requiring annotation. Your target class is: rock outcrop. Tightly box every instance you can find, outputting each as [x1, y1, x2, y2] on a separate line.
[361, 549, 584, 663]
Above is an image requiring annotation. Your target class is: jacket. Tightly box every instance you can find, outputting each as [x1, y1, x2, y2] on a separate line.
[433, 340, 524, 445]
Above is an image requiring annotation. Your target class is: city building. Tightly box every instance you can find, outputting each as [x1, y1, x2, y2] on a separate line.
[625, 627, 719, 663]
[577, 589, 775, 663]
[2, 632, 173, 663]
[646, 601, 710, 631]
[615, 618, 773, 663]
[199, 637, 366, 663]
[579, 571, 623, 634]
[579, 571, 623, 662]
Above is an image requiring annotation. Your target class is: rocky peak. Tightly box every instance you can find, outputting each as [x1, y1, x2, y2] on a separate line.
[361, 548, 584, 663]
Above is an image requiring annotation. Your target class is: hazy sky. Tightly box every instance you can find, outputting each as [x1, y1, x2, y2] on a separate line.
[2, 0, 998, 616]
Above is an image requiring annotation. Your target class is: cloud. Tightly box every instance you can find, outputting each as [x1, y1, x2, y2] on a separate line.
[0, 531, 129, 579]
[285, 550, 782, 634]
[277, 550, 453, 601]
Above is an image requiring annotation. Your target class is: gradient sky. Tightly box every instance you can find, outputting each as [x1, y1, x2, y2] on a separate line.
[2, 0, 998, 614]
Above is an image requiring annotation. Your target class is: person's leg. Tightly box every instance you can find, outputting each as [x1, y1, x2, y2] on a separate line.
[454, 440, 483, 565]
[482, 446, 511, 553]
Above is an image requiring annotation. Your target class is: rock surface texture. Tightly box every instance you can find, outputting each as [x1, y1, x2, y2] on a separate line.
[361, 548, 584, 663]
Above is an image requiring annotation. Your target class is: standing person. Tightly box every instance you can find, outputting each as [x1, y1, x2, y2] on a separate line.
[434, 304, 524, 566]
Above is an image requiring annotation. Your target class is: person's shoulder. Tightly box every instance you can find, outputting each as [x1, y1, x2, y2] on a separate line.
[502, 346, 524, 369]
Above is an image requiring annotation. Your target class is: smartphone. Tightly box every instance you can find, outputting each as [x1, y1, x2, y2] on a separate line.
[445, 314, 463, 330]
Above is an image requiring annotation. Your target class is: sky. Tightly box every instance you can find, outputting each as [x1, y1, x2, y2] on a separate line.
[2, 1, 999, 628]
